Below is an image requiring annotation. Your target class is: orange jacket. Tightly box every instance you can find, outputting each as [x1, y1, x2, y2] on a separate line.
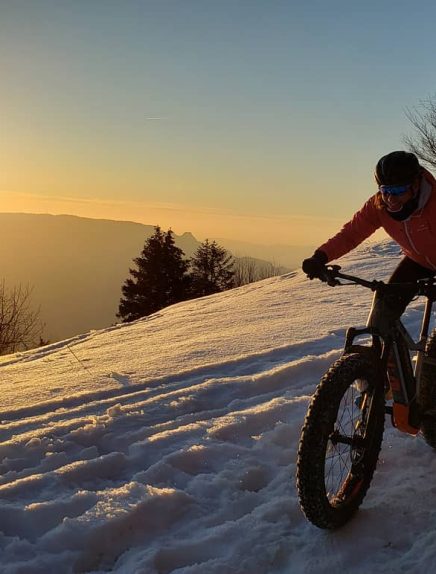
[318, 168, 436, 271]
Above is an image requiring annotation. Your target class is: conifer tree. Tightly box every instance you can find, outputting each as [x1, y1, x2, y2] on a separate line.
[189, 239, 234, 296]
[118, 226, 190, 322]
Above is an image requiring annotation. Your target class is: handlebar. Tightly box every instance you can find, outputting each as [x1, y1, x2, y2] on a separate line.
[315, 265, 436, 299]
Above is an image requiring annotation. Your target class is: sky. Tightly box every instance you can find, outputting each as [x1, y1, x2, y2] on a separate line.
[2, 238, 436, 572]
[1, 0, 436, 245]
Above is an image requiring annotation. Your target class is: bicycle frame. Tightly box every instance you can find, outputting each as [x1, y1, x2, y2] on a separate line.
[326, 267, 436, 435]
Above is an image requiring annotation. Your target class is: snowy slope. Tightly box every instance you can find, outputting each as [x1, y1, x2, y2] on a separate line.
[1, 238, 436, 574]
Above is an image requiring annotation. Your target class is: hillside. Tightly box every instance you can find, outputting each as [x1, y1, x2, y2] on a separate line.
[2, 238, 436, 573]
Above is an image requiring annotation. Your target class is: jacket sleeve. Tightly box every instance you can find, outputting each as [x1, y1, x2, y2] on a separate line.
[318, 196, 382, 263]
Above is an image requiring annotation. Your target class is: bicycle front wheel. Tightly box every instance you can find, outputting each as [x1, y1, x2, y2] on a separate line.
[296, 352, 385, 529]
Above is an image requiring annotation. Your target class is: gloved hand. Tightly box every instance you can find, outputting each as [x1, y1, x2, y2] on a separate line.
[302, 250, 328, 280]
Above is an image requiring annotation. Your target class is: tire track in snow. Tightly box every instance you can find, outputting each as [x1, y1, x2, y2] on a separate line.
[0, 354, 338, 468]
[0, 333, 342, 425]
[0, 346, 340, 573]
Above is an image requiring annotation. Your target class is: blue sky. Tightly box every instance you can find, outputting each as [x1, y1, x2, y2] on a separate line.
[1, 0, 436, 244]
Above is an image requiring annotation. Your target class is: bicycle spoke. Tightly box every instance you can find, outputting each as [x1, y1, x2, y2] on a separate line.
[324, 379, 370, 500]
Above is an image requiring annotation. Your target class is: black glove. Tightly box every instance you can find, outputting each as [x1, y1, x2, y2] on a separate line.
[302, 250, 328, 280]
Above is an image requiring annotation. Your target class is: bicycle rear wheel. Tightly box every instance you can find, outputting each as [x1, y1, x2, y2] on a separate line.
[418, 328, 436, 448]
[296, 352, 385, 529]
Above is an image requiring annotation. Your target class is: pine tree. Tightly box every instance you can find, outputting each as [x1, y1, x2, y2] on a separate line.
[190, 239, 234, 297]
[118, 226, 190, 322]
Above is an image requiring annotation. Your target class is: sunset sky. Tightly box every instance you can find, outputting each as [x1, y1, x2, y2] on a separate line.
[1, 0, 436, 245]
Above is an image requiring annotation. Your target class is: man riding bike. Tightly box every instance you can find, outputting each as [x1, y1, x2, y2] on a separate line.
[302, 151, 436, 334]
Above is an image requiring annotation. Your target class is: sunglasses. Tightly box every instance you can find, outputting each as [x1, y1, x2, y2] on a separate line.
[378, 184, 411, 196]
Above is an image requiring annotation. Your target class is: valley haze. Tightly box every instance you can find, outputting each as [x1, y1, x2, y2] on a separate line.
[0, 213, 309, 342]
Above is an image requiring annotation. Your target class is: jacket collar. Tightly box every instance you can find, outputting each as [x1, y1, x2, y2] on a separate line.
[416, 168, 434, 210]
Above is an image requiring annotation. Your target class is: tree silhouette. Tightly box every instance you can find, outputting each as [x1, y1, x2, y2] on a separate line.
[118, 226, 190, 322]
[404, 95, 436, 169]
[190, 239, 234, 296]
[233, 257, 285, 286]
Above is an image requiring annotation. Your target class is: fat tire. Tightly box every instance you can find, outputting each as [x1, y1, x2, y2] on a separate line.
[418, 328, 436, 448]
[296, 352, 385, 529]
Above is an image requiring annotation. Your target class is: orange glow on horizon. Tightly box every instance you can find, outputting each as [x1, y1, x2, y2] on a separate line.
[0, 190, 345, 246]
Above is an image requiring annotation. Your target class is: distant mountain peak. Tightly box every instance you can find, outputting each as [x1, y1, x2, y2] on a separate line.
[180, 231, 198, 240]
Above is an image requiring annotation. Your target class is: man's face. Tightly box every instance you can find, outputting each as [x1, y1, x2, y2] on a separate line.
[381, 177, 420, 212]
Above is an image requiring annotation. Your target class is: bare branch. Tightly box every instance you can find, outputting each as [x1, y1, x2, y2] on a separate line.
[0, 281, 42, 355]
[403, 96, 436, 169]
[233, 257, 284, 287]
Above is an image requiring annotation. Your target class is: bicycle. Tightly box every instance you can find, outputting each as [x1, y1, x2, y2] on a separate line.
[296, 265, 436, 529]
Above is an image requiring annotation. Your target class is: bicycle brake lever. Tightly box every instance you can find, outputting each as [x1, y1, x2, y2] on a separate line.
[318, 273, 339, 286]
[321, 266, 341, 286]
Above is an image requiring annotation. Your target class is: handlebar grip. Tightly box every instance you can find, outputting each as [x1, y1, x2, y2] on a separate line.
[320, 267, 339, 286]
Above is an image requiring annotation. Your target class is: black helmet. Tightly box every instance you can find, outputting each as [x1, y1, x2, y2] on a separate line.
[375, 151, 421, 185]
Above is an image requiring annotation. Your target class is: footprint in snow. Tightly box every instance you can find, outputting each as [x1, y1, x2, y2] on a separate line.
[109, 372, 131, 386]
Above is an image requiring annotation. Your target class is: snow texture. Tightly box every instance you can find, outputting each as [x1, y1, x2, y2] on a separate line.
[1, 238, 435, 573]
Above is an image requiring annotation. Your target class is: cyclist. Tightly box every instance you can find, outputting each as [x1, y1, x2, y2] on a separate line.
[302, 150, 436, 334]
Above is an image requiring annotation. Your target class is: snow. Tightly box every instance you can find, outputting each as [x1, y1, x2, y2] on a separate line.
[1, 238, 436, 573]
